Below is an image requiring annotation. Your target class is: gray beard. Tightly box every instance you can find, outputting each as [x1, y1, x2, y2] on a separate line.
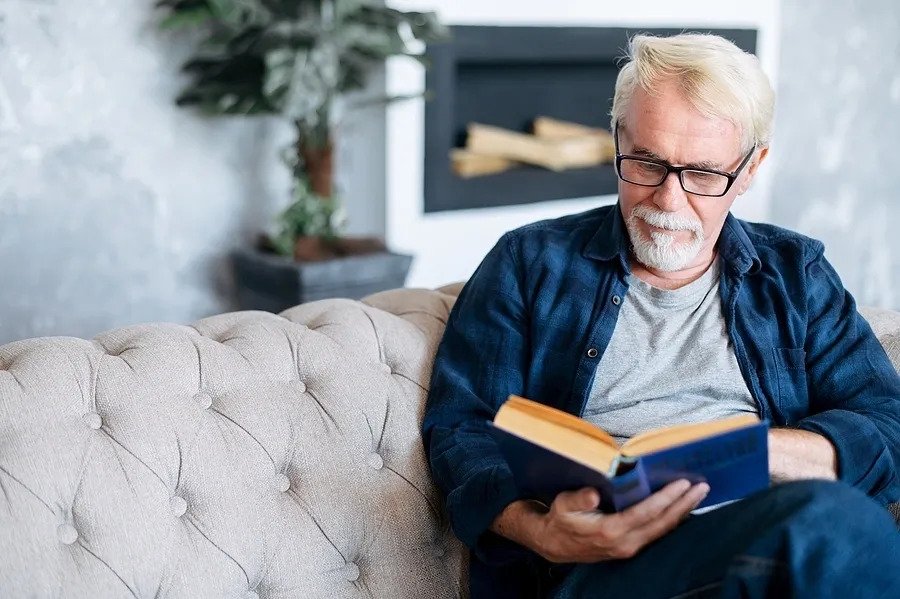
[626, 215, 705, 272]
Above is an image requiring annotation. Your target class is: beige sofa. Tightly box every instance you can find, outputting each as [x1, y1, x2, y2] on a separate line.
[0, 283, 898, 597]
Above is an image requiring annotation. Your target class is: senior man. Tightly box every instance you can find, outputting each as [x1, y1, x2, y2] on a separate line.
[423, 33, 900, 598]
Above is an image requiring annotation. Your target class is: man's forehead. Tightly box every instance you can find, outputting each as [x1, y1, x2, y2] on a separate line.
[618, 116, 742, 169]
[619, 83, 743, 160]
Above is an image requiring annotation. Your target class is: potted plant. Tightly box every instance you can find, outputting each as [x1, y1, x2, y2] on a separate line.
[156, 0, 447, 310]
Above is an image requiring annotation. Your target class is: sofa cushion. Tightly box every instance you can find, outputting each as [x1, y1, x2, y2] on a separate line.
[0, 286, 466, 597]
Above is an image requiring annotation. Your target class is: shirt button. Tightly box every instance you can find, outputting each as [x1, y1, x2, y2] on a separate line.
[586, 348, 599, 358]
[612, 295, 621, 306]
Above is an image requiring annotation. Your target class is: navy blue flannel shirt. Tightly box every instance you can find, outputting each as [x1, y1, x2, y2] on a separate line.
[423, 203, 900, 597]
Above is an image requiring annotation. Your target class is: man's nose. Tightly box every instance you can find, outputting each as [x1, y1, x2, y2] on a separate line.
[653, 172, 689, 212]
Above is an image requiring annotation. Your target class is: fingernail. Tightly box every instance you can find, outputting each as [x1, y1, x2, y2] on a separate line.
[694, 483, 710, 497]
[676, 479, 692, 493]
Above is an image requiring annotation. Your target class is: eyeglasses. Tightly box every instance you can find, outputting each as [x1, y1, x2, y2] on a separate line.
[614, 128, 756, 197]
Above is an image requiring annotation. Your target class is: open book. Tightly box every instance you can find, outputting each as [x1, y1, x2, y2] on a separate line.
[489, 395, 769, 512]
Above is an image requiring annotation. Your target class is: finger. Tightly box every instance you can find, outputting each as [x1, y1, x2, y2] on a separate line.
[629, 482, 710, 545]
[553, 487, 601, 514]
[614, 479, 693, 529]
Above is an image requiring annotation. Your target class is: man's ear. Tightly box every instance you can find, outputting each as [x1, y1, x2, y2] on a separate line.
[739, 146, 769, 195]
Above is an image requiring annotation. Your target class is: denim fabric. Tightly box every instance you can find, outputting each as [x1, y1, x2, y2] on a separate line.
[422, 203, 900, 597]
[551, 480, 900, 598]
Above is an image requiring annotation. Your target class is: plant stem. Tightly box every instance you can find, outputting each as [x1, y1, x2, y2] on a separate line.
[295, 118, 333, 198]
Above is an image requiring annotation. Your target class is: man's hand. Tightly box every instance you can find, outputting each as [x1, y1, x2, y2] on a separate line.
[490, 479, 709, 564]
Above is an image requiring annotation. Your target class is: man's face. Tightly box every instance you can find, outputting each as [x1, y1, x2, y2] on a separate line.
[617, 78, 767, 272]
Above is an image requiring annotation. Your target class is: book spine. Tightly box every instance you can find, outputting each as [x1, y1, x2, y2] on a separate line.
[610, 461, 651, 511]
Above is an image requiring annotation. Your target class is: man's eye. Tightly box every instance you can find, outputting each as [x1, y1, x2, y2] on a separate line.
[638, 162, 662, 172]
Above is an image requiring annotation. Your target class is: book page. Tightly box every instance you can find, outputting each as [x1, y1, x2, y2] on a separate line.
[619, 414, 760, 457]
[504, 395, 620, 448]
[495, 396, 621, 473]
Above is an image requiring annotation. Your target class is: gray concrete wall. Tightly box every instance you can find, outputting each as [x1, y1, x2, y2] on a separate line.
[4, 0, 895, 345]
[0, 0, 386, 344]
[770, 1, 899, 309]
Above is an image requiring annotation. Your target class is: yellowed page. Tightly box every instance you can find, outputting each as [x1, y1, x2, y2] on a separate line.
[620, 414, 760, 457]
[504, 395, 620, 448]
[495, 398, 620, 473]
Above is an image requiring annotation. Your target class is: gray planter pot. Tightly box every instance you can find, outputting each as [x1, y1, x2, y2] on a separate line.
[232, 248, 413, 313]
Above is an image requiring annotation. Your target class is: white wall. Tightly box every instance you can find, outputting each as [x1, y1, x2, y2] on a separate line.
[386, 1, 781, 288]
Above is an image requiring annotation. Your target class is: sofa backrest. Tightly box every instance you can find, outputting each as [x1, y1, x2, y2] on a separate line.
[1, 287, 898, 596]
[0, 285, 467, 597]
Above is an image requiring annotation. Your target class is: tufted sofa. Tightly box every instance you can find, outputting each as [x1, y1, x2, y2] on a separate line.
[1, 284, 898, 597]
[0, 284, 468, 598]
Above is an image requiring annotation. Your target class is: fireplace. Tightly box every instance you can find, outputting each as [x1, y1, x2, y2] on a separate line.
[423, 26, 758, 213]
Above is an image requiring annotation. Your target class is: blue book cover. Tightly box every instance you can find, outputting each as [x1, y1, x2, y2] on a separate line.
[488, 418, 769, 512]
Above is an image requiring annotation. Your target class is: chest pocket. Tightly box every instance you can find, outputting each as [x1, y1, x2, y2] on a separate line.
[771, 347, 810, 423]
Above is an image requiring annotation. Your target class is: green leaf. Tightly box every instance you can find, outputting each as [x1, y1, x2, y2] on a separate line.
[159, 6, 215, 29]
[402, 11, 449, 41]
[344, 91, 425, 111]
[338, 22, 404, 56]
[334, 0, 379, 21]
[256, 20, 319, 52]
[207, 0, 271, 28]
[273, 174, 346, 245]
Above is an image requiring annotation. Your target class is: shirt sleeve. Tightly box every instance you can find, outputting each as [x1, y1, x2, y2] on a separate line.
[795, 246, 900, 503]
[422, 232, 536, 565]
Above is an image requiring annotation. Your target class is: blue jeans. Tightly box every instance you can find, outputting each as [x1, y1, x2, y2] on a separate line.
[550, 480, 900, 598]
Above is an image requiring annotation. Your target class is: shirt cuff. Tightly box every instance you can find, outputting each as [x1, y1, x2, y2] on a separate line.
[447, 465, 534, 565]
[797, 409, 896, 502]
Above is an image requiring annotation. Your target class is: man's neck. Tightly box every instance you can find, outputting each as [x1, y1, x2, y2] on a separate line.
[630, 250, 718, 290]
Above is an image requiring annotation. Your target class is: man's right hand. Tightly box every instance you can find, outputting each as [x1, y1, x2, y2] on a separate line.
[490, 479, 709, 564]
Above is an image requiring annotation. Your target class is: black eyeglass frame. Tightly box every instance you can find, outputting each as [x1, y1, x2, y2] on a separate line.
[613, 127, 756, 198]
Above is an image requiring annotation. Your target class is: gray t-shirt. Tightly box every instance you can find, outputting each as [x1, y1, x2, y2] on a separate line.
[583, 259, 758, 444]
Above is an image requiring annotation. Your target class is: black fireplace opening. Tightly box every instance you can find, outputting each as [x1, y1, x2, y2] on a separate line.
[423, 26, 758, 214]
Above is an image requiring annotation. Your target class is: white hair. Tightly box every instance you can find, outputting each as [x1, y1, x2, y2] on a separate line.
[626, 204, 706, 271]
[610, 33, 775, 152]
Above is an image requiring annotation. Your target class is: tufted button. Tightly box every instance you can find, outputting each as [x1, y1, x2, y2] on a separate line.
[366, 453, 384, 470]
[293, 379, 307, 394]
[342, 563, 360, 582]
[57, 523, 78, 545]
[193, 391, 213, 410]
[586, 347, 599, 358]
[170, 495, 188, 518]
[379, 362, 392, 375]
[276, 473, 291, 493]
[612, 295, 622, 306]
[82, 412, 102, 430]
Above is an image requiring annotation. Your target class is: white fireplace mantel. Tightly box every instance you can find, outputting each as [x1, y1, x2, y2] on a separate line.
[385, 1, 781, 288]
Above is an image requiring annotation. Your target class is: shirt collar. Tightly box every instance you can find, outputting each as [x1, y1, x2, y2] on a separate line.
[582, 201, 761, 276]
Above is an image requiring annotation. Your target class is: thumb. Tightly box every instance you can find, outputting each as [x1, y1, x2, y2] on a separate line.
[554, 487, 601, 513]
